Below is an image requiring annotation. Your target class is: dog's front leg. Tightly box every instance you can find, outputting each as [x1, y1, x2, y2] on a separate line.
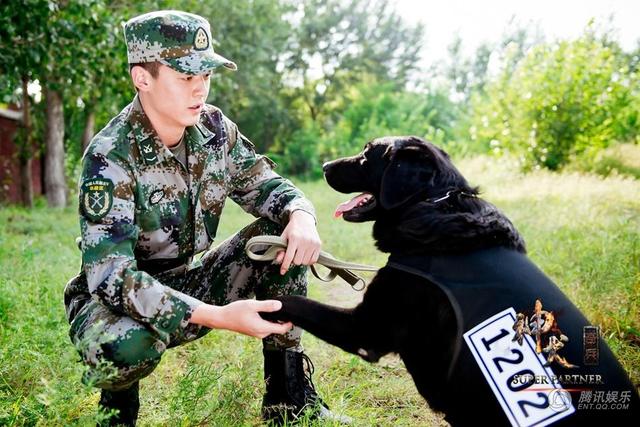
[261, 295, 373, 359]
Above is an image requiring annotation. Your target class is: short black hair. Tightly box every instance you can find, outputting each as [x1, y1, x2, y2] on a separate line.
[128, 61, 160, 78]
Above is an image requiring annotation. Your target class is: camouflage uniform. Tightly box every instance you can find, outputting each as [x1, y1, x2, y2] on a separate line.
[64, 11, 315, 391]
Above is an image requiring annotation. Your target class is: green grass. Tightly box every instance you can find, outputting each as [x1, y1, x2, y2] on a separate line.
[567, 143, 640, 179]
[0, 154, 638, 426]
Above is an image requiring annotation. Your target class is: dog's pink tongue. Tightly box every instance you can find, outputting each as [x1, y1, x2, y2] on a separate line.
[334, 193, 369, 218]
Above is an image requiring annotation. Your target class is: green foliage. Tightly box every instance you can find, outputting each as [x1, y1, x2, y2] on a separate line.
[469, 27, 639, 170]
[271, 121, 324, 179]
[285, 0, 424, 121]
[272, 78, 455, 178]
[1, 0, 428, 183]
[186, 0, 295, 153]
[321, 79, 447, 155]
[0, 0, 131, 115]
[0, 0, 48, 84]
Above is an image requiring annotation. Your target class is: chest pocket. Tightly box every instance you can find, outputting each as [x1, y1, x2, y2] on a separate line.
[136, 199, 184, 232]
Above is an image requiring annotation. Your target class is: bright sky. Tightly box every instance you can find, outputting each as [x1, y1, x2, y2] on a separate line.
[393, 0, 640, 65]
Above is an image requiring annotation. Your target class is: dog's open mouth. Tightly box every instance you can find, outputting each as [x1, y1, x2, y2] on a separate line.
[334, 192, 377, 220]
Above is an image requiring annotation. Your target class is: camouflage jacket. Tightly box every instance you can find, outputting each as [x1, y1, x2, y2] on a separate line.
[76, 95, 315, 339]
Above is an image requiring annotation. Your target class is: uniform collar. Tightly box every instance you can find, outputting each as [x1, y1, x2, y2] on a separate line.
[127, 94, 215, 165]
[186, 120, 215, 149]
[127, 94, 168, 166]
[194, 121, 214, 140]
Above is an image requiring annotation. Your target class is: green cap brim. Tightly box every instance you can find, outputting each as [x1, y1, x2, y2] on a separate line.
[160, 51, 237, 75]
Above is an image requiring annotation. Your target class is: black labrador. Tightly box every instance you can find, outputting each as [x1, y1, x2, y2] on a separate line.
[263, 136, 639, 425]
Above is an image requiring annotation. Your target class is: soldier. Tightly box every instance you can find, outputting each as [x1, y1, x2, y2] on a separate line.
[63, 10, 347, 426]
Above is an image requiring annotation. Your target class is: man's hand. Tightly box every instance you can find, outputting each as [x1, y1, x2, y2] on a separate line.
[190, 300, 293, 339]
[275, 210, 321, 275]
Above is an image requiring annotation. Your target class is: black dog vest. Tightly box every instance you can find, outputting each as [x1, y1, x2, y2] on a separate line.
[388, 247, 638, 425]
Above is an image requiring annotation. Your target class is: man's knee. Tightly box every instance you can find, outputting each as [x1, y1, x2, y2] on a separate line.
[70, 303, 165, 390]
[81, 328, 164, 390]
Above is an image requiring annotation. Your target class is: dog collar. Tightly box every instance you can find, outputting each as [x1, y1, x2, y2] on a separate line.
[426, 189, 477, 204]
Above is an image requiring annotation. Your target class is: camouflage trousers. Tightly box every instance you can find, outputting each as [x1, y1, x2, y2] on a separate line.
[66, 218, 307, 391]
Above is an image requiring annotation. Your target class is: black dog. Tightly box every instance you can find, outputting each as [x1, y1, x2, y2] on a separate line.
[263, 136, 639, 425]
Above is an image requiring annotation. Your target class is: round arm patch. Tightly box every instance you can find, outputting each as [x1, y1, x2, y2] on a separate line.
[81, 178, 114, 222]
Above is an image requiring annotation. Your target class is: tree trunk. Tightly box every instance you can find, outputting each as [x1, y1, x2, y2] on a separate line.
[44, 85, 67, 207]
[19, 76, 33, 208]
[81, 106, 95, 153]
[19, 157, 33, 207]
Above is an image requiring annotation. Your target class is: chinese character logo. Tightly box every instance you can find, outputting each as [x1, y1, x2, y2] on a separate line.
[513, 299, 579, 369]
[583, 326, 600, 366]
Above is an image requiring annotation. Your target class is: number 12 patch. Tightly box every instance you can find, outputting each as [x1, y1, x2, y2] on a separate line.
[463, 308, 575, 427]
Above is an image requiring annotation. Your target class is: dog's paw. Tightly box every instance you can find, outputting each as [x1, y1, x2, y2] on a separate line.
[259, 311, 283, 322]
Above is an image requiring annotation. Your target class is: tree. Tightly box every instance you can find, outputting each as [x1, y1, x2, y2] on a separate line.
[274, 76, 456, 178]
[469, 27, 638, 170]
[266, 0, 425, 174]
[1, 0, 138, 207]
[0, 0, 50, 207]
[189, 0, 296, 153]
[42, 0, 134, 207]
[284, 0, 424, 126]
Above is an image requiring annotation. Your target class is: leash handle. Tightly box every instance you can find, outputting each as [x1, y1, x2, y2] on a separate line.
[333, 268, 367, 291]
[245, 235, 375, 290]
[309, 265, 366, 291]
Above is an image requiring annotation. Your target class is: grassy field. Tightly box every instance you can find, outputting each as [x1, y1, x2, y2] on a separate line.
[0, 154, 638, 426]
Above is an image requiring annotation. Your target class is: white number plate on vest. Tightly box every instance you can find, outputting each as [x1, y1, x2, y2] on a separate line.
[463, 307, 575, 426]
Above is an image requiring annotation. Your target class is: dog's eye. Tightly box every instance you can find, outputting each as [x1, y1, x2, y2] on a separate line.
[358, 157, 367, 166]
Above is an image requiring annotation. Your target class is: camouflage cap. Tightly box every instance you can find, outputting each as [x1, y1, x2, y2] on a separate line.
[123, 10, 237, 75]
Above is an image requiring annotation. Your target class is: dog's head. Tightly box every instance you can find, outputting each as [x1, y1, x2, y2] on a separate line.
[324, 136, 476, 222]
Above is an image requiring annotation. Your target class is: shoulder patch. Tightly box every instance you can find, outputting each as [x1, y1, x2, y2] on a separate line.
[81, 178, 114, 222]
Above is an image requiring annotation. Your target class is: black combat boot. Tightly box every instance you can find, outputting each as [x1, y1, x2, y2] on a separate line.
[262, 348, 351, 425]
[97, 381, 140, 427]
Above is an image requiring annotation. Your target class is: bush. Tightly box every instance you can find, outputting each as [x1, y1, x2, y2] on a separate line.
[469, 29, 639, 170]
[322, 80, 447, 158]
[270, 121, 324, 180]
[271, 78, 454, 177]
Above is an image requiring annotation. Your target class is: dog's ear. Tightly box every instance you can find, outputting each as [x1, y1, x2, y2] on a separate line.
[379, 143, 435, 210]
